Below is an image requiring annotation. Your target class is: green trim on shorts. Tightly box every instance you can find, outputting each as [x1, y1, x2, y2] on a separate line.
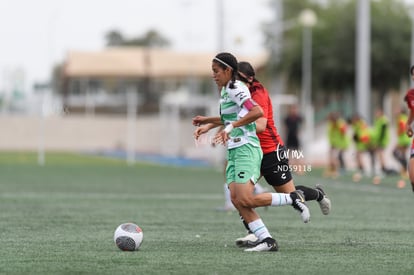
[225, 143, 263, 185]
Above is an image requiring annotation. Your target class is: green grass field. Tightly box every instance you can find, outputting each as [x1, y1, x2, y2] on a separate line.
[1, 152, 414, 275]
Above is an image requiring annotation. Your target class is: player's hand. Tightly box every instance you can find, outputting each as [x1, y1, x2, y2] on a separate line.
[192, 116, 207, 126]
[193, 125, 209, 140]
[213, 133, 225, 145]
[213, 130, 230, 146]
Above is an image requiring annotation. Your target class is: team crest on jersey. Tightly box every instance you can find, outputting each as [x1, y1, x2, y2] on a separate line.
[220, 90, 230, 103]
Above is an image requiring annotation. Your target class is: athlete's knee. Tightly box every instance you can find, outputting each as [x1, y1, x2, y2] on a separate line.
[233, 198, 252, 208]
[232, 195, 255, 208]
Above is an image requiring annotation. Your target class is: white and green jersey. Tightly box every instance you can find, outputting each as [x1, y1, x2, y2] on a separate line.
[220, 80, 261, 149]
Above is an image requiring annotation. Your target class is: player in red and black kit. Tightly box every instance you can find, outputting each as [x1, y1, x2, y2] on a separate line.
[235, 61, 332, 247]
[403, 65, 414, 192]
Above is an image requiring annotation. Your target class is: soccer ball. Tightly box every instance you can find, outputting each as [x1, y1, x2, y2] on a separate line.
[114, 223, 143, 251]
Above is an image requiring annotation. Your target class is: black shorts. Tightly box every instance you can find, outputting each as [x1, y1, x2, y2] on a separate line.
[260, 145, 292, 186]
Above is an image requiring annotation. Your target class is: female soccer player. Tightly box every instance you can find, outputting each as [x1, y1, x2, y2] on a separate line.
[193, 52, 310, 252]
[403, 65, 414, 192]
[233, 61, 331, 247]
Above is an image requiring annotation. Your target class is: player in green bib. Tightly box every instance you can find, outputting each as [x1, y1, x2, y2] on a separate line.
[372, 109, 396, 175]
[393, 109, 411, 177]
[326, 112, 350, 178]
[193, 52, 310, 252]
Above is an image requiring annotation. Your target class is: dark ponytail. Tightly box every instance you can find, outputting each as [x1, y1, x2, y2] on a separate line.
[238, 61, 256, 84]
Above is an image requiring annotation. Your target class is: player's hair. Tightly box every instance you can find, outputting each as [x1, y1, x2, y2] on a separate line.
[410, 65, 414, 76]
[213, 52, 238, 89]
[237, 61, 256, 84]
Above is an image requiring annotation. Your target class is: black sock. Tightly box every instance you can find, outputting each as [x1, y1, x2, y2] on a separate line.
[240, 215, 252, 233]
[296, 185, 320, 201]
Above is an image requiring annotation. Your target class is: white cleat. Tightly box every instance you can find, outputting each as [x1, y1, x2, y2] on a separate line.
[235, 233, 259, 248]
[244, 237, 278, 252]
[316, 184, 331, 215]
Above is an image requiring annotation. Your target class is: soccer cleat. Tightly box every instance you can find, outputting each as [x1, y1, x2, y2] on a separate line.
[315, 184, 331, 215]
[235, 233, 259, 248]
[244, 237, 278, 252]
[290, 190, 310, 223]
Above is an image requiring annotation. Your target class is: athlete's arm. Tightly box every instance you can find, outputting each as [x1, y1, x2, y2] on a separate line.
[192, 115, 223, 126]
[250, 89, 269, 134]
[215, 104, 263, 145]
[255, 117, 267, 133]
[220, 86, 263, 142]
[193, 123, 220, 140]
[232, 102, 264, 128]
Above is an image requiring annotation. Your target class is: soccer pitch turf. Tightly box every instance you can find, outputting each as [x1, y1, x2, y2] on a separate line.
[0, 152, 413, 275]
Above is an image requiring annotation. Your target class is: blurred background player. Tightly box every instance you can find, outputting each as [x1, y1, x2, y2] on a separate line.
[372, 108, 397, 176]
[348, 114, 375, 182]
[403, 65, 414, 193]
[325, 112, 350, 178]
[283, 104, 304, 174]
[392, 108, 411, 180]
